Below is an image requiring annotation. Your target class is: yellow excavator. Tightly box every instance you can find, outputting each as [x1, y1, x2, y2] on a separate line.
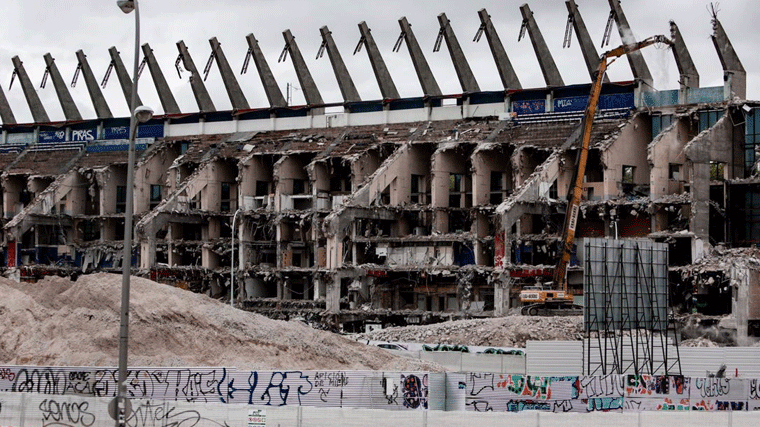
[519, 35, 672, 316]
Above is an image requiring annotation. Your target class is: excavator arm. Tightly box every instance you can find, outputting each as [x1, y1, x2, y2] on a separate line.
[553, 35, 672, 291]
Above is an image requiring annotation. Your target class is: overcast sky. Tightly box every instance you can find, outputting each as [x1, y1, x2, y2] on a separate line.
[0, 0, 756, 123]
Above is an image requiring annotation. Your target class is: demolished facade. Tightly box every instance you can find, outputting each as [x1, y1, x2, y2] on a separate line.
[1, 3, 759, 341]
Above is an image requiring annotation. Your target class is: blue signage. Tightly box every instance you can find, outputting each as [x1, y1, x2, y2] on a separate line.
[104, 126, 129, 140]
[512, 99, 546, 115]
[599, 93, 634, 110]
[39, 130, 66, 143]
[137, 124, 164, 138]
[71, 128, 97, 142]
[554, 96, 588, 113]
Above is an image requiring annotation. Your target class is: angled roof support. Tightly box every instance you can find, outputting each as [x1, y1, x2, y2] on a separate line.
[319, 26, 361, 103]
[209, 37, 250, 110]
[710, 12, 746, 100]
[0, 85, 16, 124]
[518, 4, 564, 87]
[564, 0, 609, 83]
[141, 43, 181, 114]
[356, 21, 400, 99]
[669, 21, 699, 91]
[11, 56, 50, 123]
[75, 50, 113, 119]
[607, 0, 654, 89]
[107, 46, 142, 109]
[43, 53, 82, 121]
[435, 13, 479, 93]
[281, 29, 324, 108]
[244, 34, 287, 108]
[176, 40, 216, 112]
[475, 9, 521, 90]
[396, 17, 442, 97]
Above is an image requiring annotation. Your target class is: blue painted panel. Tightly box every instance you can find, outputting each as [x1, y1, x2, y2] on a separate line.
[70, 128, 97, 142]
[687, 86, 724, 104]
[554, 96, 588, 113]
[86, 143, 148, 153]
[512, 99, 546, 115]
[137, 124, 164, 138]
[39, 130, 66, 143]
[599, 93, 635, 110]
[104, 126, 129, 140]
[6, 133, 35, 145]
[642, 90, 679, 107]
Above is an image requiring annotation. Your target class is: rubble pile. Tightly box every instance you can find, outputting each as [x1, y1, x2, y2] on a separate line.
[355, 315, 584, 348]
[0, 273, 439, 371]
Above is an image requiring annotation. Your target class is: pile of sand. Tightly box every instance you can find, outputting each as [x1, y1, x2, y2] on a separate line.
[355, 316, 584, 348]
[0, 273, 439, 371]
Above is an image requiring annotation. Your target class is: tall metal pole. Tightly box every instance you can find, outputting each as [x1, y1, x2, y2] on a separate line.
[117, 0, 140, 425]
[231, 208, 242, 307]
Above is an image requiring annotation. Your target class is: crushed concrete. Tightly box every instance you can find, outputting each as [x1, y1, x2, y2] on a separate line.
[0, 273, 440, 371]
[354, 315, 584, 348]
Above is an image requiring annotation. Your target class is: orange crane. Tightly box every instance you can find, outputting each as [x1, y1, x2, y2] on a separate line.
[519, 35, 672, 316]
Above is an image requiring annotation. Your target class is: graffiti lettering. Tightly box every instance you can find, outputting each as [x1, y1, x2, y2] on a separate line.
[261, 371, 312, 406]
[506, 399, 550, 412]
[126, 400, 230, 427]
[466, 400, 492, 412]
[401, 374, 428, 409]
[579, 375, 624, 398]
[750, 379, 760, 400]
[468, 373, 494, 396]
[587, 397, 623, 412]
[716, 400, 745, 411]
[313, 372, 348, 388]
[0, 369, 15, 382]
[694, 378, 730, 398]
[552, 400, 574, 413]
[13, 369, 68, 395]
[38, 399, 95, 427]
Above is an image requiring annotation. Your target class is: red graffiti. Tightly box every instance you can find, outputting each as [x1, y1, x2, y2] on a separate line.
[0, 368, 16, 381]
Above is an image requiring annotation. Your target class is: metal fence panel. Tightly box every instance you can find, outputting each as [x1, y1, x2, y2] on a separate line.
[526, 341, 583, 376]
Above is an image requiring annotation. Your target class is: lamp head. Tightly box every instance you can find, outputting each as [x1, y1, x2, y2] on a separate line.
[134, 105, 154, 123]
[116, 0, 135, 14]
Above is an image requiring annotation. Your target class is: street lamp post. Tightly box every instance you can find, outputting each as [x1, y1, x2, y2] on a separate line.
[115, 1, 152, 425]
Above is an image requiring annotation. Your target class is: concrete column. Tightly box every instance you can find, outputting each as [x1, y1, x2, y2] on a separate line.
[319, 26, 361, 103]
[245, 34, 288, 108]
[282, 29, 325, 109]
[0, 85, 16, 124]
[326, 272, 342, 313]
[565, 1, 609, 84]
[357, 21, 400, 100]
[43, 53, 82, 121]
[11, 56, 50, 123]
[107, 47, 142, 109]
[76, 50, 113, 119]
[477, 9, 521, 90]
[398, 17, 442, 97]
[209, 37, 250, 110]
[494, 274, 512, 316]
[437, 13, 479, 93]
[519, 4, 564, 87]
[141, 44, 181, 115]
[176, 40, 217, 112]
[608, 0, 654, 90]
[711, 18, 746, 100]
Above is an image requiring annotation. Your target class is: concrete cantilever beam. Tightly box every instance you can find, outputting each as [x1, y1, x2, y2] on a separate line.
[669, 21, 699, 90]
[176, 40, 216, 113]
[436, 13, 479, 93]
[141, 43, 181, 115]
[107, 46, 143, 109]
[76, 50, 113, 119]
[519, 4, 564, 87]
[608, 0, 654, 90]
[0, 85, 16, 124]
[397, 16, 442, 97]
[245, 33, 288, 108]
[43, 53, 82, 121]
[281, 29, 324, 107]
[476, 8, 521, 90]
[209, 37, 250, 110]
[357, 21, 400, 100]
[711, 15, 746, 99]
[319, 26, 361, 103]
[565, 0, 609, 84]
[11, 56, 50, 123]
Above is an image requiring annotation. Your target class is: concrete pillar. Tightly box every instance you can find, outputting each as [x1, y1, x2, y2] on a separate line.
[477, 9, 521, 90]
[608, 0, 654, 90]
[107, 47, 143, 109]
[565, 1, 609, 84]
[319, 26, 361, 103]
[75, 50, 113, 119]
[669, 21, 699, 91]
[357, 21, 400, 99]
[397, 17, 442, 97]
[245, 34, 288, 108]
[141, 43, 181, 115]
[43, 54, 82, 121]
[282, 30, 325, 109]
[11, 56, 50, 123]
[176, 40, 217, 112]
[494, 274, 512, 316]
[436, 13, 479, 93]
[711, 18, 746, 100]
[209, 37, 250, 110]
[0, 85, 17, 124]
[519, 4, 564, 87]
[326, 272, 342, 313]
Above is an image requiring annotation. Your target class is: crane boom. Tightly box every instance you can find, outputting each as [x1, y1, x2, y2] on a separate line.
[520, 35, 671, 315]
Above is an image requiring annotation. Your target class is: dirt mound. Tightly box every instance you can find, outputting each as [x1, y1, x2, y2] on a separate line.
[355, 315, 583, 348]
[0, 273, 439, 371]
